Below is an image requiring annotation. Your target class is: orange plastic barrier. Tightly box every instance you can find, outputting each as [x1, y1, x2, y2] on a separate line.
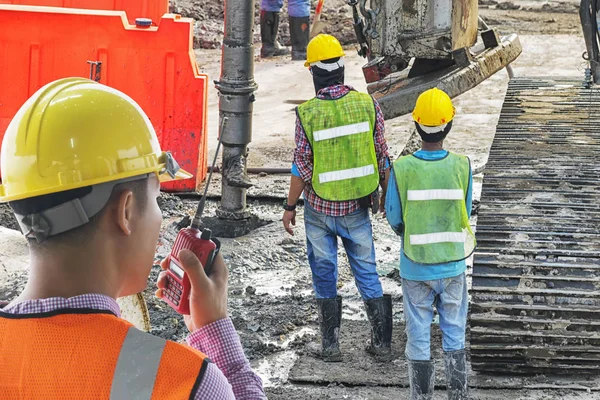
[0, 5, 208, 192]
[0, 0, 168, 25]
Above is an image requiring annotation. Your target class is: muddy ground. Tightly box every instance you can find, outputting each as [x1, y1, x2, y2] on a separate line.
[1, 1, 599, 399]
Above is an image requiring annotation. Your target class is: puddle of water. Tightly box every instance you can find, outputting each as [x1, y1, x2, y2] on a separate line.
[247, 268, 312, 297]
[265, 326, 316, 348]
[253, 350, 299, 388]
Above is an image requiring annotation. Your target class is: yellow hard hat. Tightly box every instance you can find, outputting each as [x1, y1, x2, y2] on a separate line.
[412, 88, 456, 127]
[0, 77, 191, 203]
[305, 34, 346, 67]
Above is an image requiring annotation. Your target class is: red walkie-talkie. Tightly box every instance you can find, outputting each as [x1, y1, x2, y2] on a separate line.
[163, 117, 227, 315]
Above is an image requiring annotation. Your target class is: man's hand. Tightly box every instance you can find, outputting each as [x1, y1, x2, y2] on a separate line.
[156, 250, 229, 332]
[283, 210, 297, 235]
[379, 194, 386, 217]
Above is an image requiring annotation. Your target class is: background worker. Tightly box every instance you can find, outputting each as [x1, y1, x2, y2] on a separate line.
[0, 78, 266, 399]
[260, 0, 310, 59]
[282, 34, 392, 362]
[385, 88, 475, 400]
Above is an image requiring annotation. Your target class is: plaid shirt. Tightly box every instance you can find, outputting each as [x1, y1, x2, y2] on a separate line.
[294, 84, 389, 216]
[1, 294, 266, 400]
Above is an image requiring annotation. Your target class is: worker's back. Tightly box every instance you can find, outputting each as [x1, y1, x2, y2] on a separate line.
[296, 90, 380, 202]
[0, 310, 206, 399]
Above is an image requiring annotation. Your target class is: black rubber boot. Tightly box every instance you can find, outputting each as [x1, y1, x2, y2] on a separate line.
[289, 16, 309, 61]
[444, 350, 468, 400]
[308, 296, 342, 362]
[408, 360, 435, 400]
[364, 294, 393, 361]
[260, 11, 289, 58]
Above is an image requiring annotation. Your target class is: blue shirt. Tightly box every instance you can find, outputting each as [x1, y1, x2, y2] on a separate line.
[385, 150, 473, 281]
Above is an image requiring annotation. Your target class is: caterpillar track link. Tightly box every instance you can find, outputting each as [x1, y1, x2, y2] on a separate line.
[470, 77, 600, 374]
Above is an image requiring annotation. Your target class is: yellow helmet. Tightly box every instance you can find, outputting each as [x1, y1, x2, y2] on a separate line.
[412, 88, 456, 127]
[0, 77, 191, 203]
[305, 34, 346, 67]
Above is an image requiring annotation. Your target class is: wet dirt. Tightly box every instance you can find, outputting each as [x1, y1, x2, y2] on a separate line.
[266, 387, 600, 399]
[0, 204, 19, 232]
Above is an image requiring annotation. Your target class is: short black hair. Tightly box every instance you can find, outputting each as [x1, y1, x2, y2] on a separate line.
[9, 179, 149, 249]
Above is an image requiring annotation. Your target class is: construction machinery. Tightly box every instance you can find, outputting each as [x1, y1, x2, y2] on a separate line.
[468, 0, 600, 375]
[346, 0, 600, 376]
[347, 0, 522, 119]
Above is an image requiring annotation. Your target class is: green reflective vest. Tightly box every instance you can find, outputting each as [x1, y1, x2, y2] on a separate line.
[393, 152, 476, 264]
[297, 91, 379, 201]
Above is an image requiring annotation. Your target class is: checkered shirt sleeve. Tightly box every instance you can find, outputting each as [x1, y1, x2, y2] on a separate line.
[187, 318, 266, 399]
[372, 98, 390, 179]
[293, 116, 313, 183]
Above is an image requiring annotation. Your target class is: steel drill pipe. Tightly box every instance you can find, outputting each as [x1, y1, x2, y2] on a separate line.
[215, 0, 258, 219]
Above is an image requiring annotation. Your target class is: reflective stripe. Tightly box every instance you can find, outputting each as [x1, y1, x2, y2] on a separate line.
[319, 164, 375, 183]
[110, 327, 166, 400]
[407, 189, 464, 201]
[313, 121, 370, 142]
[410, 232, 466, 245]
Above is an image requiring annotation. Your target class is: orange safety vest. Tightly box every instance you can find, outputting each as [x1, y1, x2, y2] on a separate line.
[0, 309, 209, 399]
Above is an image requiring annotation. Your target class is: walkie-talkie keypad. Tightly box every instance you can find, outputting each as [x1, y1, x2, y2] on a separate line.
[165, 276, 184, 305]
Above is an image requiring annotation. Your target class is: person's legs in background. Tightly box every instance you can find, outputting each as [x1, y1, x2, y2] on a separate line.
[260, 0, 289, 58]
[288, 0, 310, 60]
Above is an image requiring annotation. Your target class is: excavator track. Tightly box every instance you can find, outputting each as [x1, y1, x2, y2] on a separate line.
[470, 77, 600, 374]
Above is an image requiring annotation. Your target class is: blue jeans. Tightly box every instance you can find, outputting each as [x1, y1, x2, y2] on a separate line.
[304, 205, 383, 300]
[261, 0, 310, 17]
[402, 273, 468, 360]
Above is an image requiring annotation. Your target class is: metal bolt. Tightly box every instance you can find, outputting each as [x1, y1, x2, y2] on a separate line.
[525, 281, 532, 287]
[547, 281, 555, 289]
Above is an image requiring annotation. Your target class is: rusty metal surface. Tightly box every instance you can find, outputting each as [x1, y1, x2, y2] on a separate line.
[470, 77, 600, 374]
[451, 0, 478, 50]
[369, 33, 522, 120]
[374, 0, 477, 59]
[374, 0, 453, 59]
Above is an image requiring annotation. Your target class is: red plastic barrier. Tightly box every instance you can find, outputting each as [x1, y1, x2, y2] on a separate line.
[0, 0, 168, 25]
[0, 5, 208, 192]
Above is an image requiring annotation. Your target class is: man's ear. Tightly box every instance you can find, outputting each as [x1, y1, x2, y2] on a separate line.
[115, 190, 134, 236]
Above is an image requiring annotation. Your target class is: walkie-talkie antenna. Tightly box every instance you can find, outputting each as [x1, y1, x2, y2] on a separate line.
[191, 117, 228, 230]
